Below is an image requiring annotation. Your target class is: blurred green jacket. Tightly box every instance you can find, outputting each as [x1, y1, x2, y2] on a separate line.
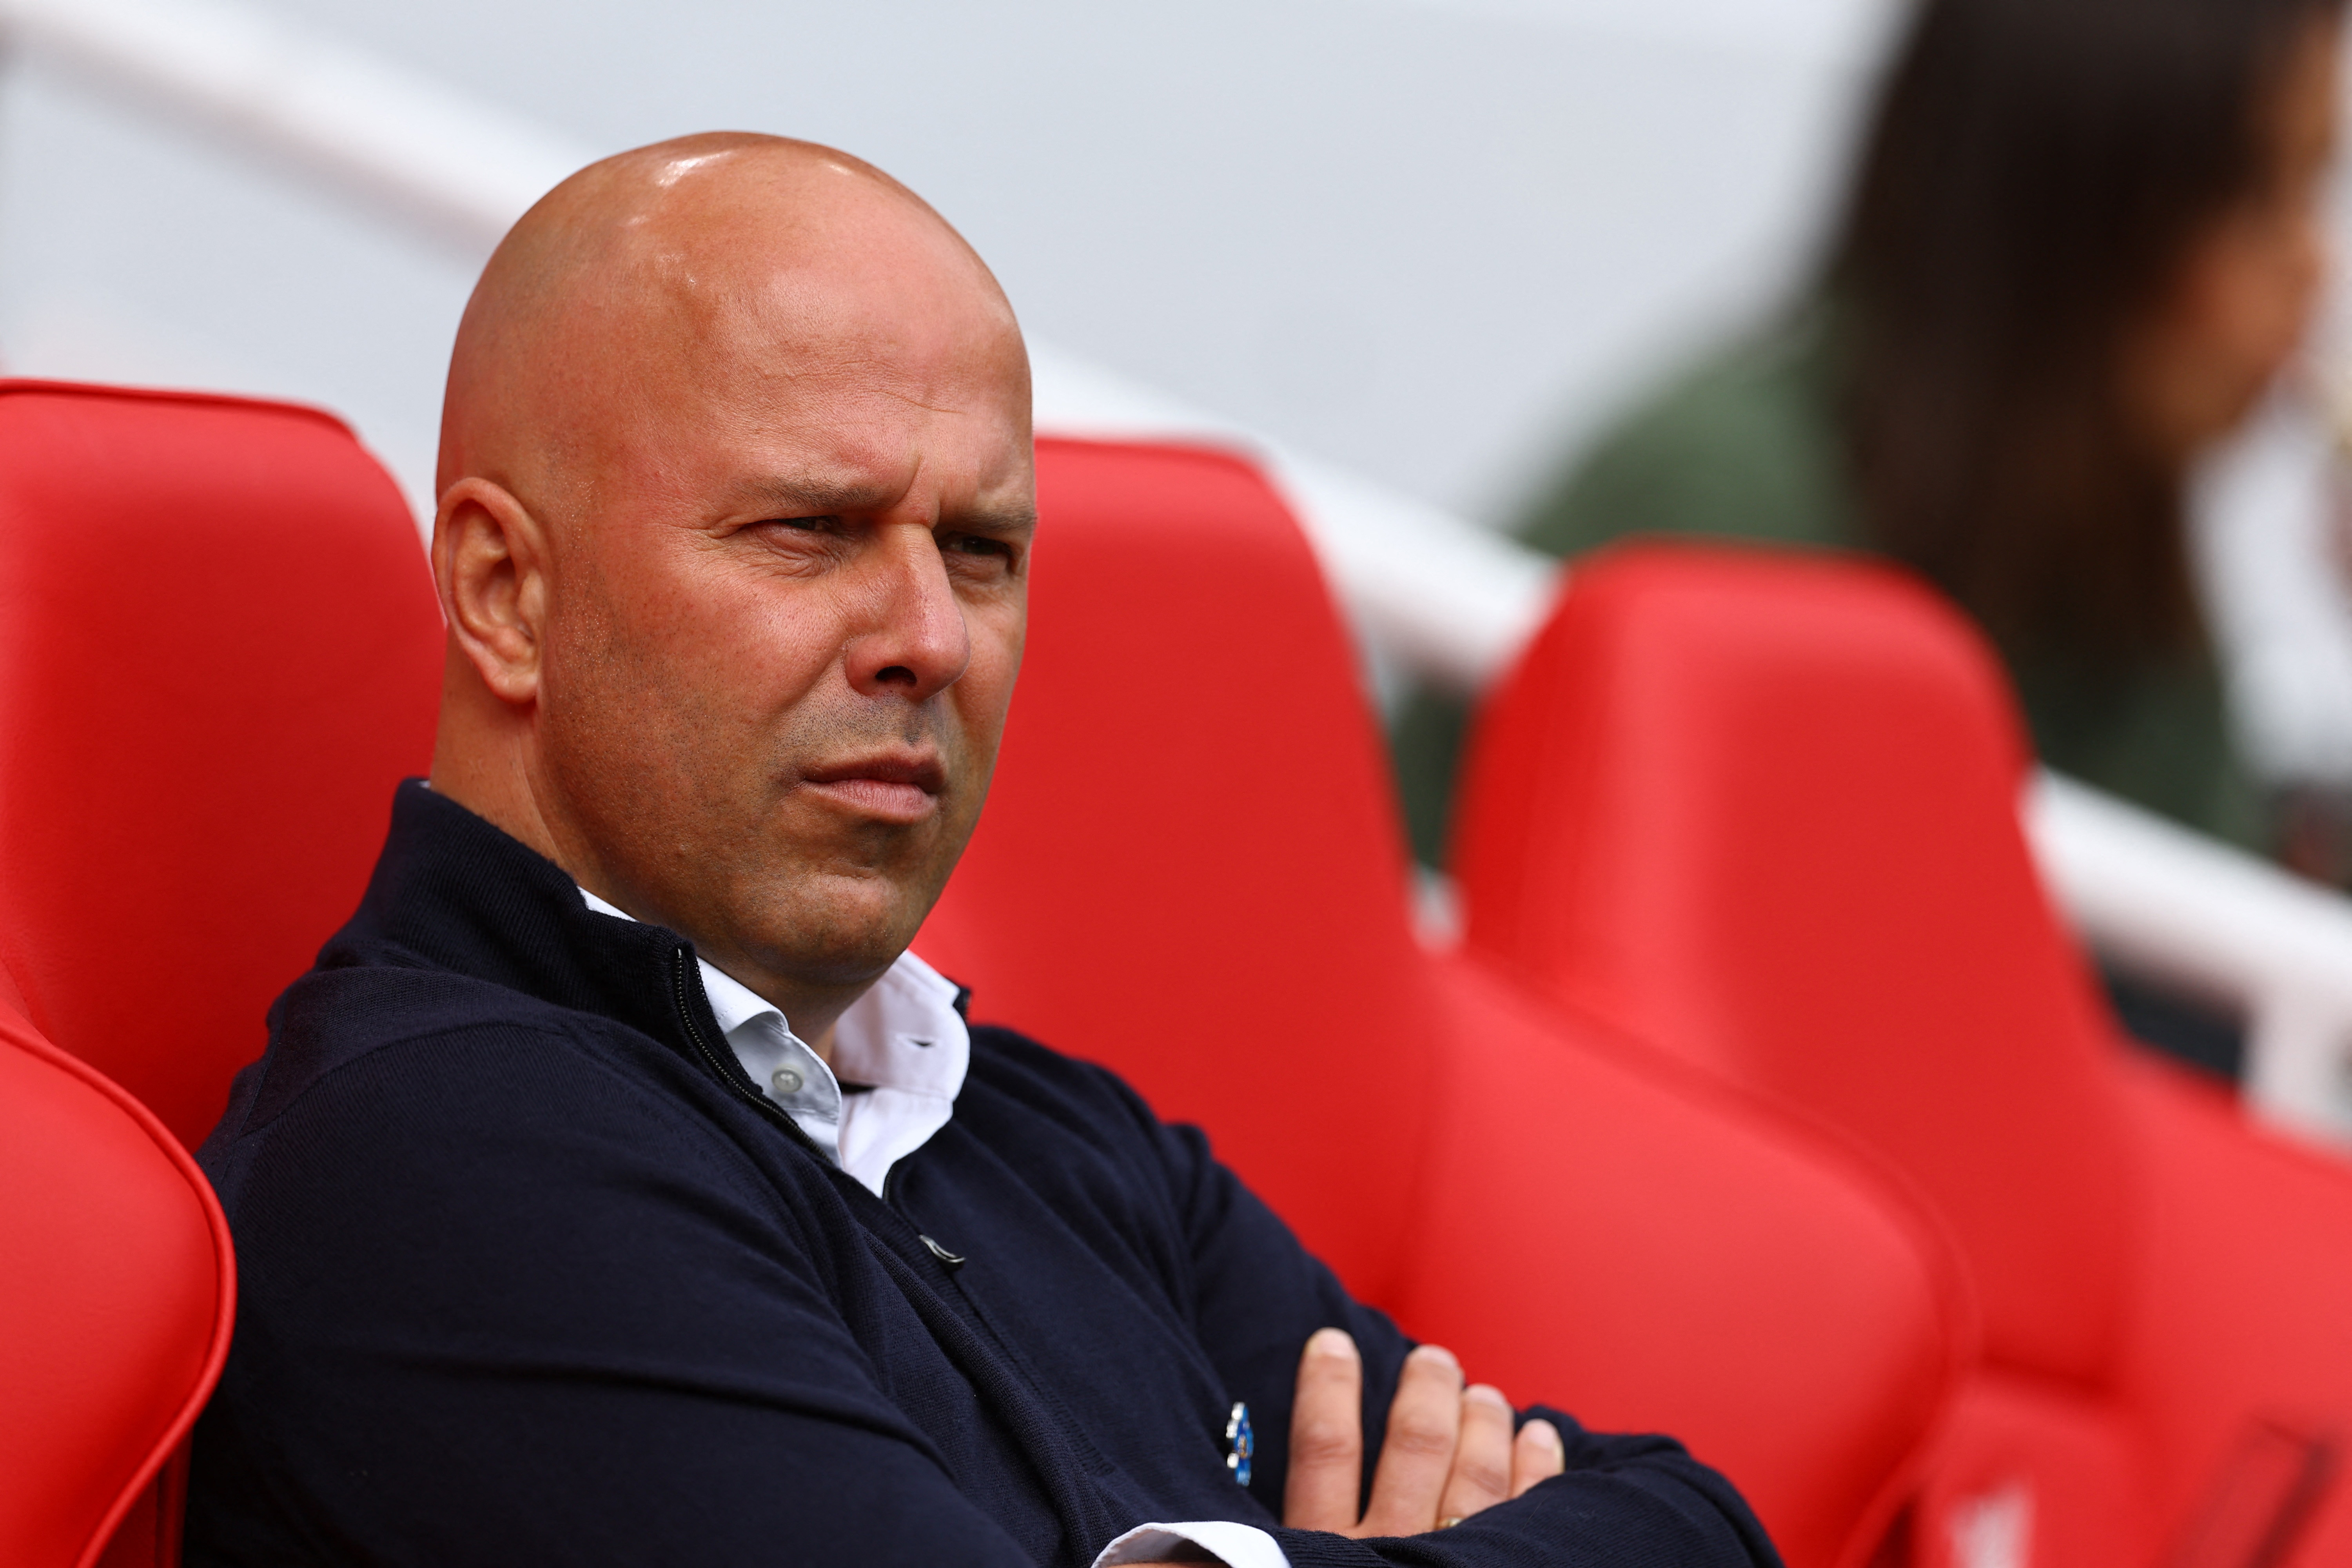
[1396, 312, 2263, 865]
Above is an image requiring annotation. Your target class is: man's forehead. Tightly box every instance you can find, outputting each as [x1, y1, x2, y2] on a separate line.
[637, 187, 1009, 352]
[650, 263, 1027, 423]
[588, 289, 1031, 492]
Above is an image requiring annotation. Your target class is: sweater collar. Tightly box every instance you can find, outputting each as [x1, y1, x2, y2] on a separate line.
[334, 779, 714, 1060]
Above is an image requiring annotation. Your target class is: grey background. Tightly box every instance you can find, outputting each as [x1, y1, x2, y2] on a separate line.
[0, 0, 1891, 526]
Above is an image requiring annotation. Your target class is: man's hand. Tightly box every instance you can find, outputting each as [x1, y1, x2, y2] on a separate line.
[1117, 1331, 1571, 1564]
[1283, 1328, 1564, 1537]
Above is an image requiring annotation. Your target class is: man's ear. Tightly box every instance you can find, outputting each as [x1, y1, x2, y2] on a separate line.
[433, 477, 553, 705]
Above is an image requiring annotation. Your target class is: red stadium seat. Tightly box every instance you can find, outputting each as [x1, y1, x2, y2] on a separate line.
[1452, 540, 2352, 1566]
[0, 382, 444, 1151]
[0, 387, 1961, 1567]
[0, 381, 440, 1566]
[0, 1004, 235, 1568]
[920, 440, 1971, 1568]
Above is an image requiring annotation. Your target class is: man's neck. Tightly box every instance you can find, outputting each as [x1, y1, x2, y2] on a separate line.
[571, 882, 860, 1064]
[430, 702, 866, 1061]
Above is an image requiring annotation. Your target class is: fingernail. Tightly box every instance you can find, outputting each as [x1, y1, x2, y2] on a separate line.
[1307, 1327, 1359, 1359]
[1409, 1343, 1461, 1372]
[1524, 1417, 1563, 1452]
[1465, 1383, 1510, 1411]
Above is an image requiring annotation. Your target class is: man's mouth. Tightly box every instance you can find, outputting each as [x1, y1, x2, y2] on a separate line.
[800, 753, 947, 824]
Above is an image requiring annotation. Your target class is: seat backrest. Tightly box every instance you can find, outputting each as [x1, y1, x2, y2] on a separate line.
[0, 382, 443, 1150]
[922, 446, 1969, 1566]
[1453, 541, 2134, 1386]
[919, 438, 1446, 1298]
[1395, 951, 1968, 1568]
[0, 1004, 234, 1568]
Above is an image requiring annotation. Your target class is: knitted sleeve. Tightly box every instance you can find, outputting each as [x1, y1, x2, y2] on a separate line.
[1132, 1096, 1782, 1568]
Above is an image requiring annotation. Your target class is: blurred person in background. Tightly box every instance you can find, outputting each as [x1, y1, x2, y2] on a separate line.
[1397, 0, 2345, 880]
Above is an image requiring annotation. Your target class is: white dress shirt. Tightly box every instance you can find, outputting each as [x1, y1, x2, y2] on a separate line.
[579, 887, 964, 1196]
[573, 887, 1288, 1568]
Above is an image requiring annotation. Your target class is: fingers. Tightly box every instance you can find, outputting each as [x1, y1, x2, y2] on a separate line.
[1357, 1344, 1465, 1536]
[1286, 1334, 1562, 1539]
[1283, 1329, 1366, 1532]
[1510, 1417, 1566, 1499]
[1435, 1384, 1516, 1526]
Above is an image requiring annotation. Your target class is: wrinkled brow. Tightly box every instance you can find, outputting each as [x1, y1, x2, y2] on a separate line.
[732, 474, 900, 516]
[733, 474, 1036, 534]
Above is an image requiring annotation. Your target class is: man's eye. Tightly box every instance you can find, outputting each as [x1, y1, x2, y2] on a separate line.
[763, 515, 842, 534]
[947, 535, 1011, 559]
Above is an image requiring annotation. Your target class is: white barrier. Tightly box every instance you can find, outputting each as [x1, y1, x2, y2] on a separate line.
[9, 0, 2352, 1144]
[2027, 773, 2352, 1141]
[2, 0, 573, 246]
[0, 0, 1559, 697]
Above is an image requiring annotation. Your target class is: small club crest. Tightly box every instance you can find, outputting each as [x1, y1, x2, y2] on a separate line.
[1225, 1401, 1254, 1486]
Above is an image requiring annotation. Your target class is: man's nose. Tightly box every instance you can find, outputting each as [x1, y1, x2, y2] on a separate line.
[842, 522, 973, 702]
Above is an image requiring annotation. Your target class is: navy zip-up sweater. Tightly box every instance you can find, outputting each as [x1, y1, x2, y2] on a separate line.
[188, 782, 1779, 1567]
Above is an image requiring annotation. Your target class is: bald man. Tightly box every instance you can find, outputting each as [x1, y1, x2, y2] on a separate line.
[186, 136, 1775, 1568]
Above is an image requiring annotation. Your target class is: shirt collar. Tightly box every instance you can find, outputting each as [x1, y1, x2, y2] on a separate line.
[575, 887, 967, 1104]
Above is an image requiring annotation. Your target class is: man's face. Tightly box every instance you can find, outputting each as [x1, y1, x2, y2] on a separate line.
[529, 223, 1033, 999]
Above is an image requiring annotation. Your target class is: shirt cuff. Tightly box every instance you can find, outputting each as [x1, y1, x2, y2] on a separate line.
[1092, 1520, 1290, 1568]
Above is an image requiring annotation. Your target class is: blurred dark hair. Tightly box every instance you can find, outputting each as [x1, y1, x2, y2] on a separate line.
[1826, 0, 2341, 663]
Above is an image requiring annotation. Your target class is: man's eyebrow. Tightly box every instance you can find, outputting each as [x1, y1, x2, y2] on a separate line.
[728, 478, 1036, 534]
[732, 475, 899, 515]
[950, 502, 1039, 535]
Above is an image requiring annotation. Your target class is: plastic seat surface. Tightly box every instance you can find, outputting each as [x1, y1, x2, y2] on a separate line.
[1453, 540, 2352, 1564]
[0, 381, 444, 1152]
[1454, 544, 2132, 1386]
[919, 439, 1967, 1568]
[0, 381, 440, 1566]
[0, 1005, 234, 1568]
[1398, 951, 1968, 1568]
[0, 391, 1953, 1567]
[2115, 1056, 2352, 1564]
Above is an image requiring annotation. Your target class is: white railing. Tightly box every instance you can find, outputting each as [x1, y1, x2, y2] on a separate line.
[11, 0, 2352, 1145]
[2, 0, 573, 246]
[2027, 775, 2352, 1142]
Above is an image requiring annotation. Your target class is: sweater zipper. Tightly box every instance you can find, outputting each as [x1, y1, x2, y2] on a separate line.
[671, 949, 966, 1275]
[668, 945, 827, 1161]
[671, 959, 1111, 1540]
[662, 958, 1120, 1546]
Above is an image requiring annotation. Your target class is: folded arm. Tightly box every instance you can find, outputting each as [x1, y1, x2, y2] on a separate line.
[1135, 1086, 1782, 1568]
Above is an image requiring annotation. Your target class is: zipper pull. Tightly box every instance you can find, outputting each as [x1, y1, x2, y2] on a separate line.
[918, 1234, 966, 1272]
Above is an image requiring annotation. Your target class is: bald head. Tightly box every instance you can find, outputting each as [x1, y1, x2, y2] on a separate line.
[427, 134, 1035, 1054]
[440, 132, 1026, 510]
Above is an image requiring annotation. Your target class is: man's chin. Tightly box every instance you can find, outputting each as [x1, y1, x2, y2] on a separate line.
[740, 878, 941, 986]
